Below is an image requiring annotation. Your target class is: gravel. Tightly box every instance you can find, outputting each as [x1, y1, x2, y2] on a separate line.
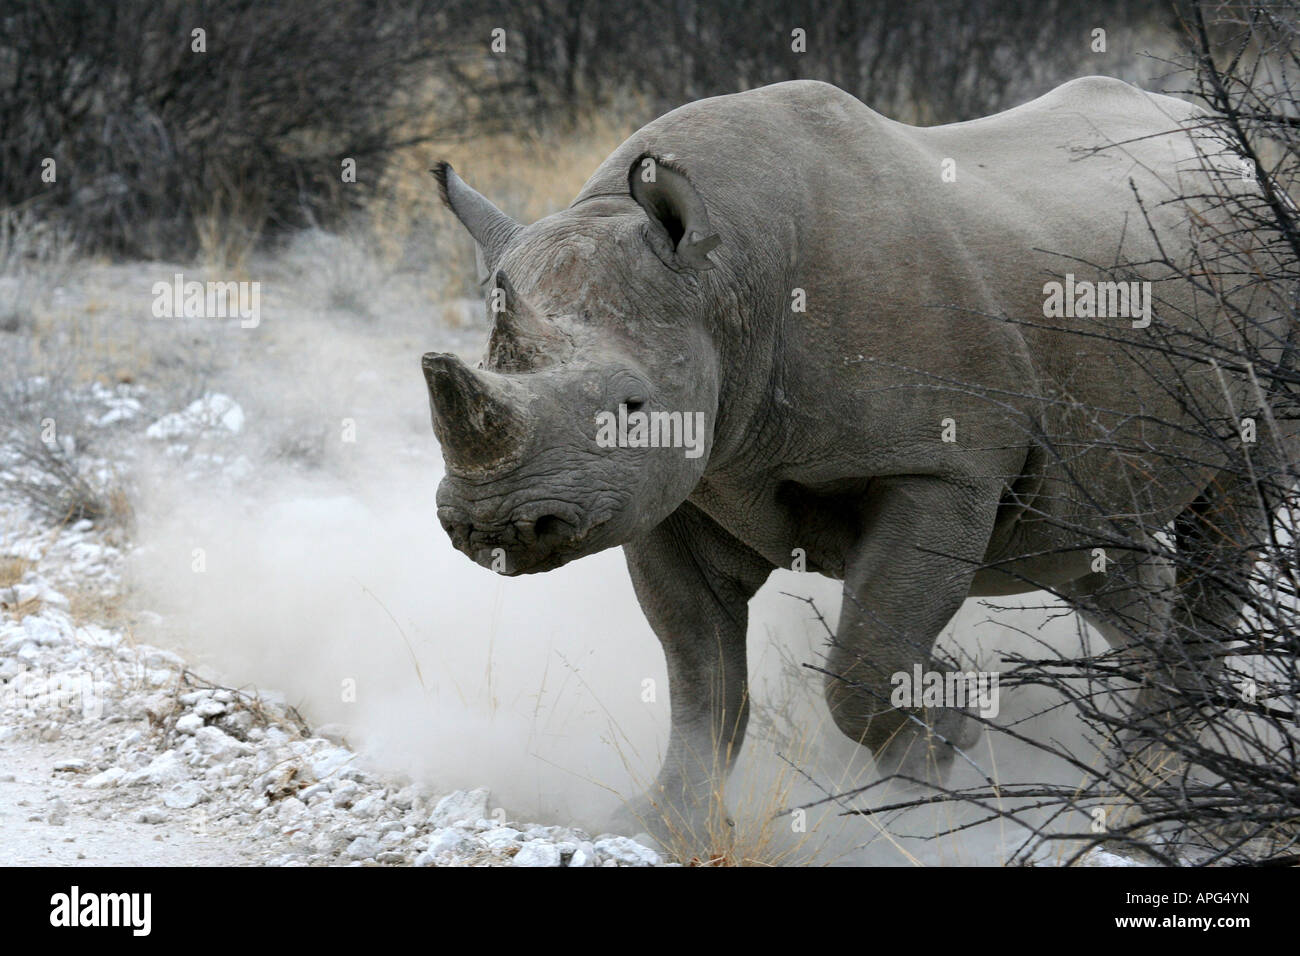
[0, 392, 666, 867]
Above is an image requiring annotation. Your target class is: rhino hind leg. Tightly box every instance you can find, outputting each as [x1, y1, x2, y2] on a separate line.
[1161, 464, 1292, 729]
[1062, 542, 1187, 783]
[1066, 461, 1287, 786]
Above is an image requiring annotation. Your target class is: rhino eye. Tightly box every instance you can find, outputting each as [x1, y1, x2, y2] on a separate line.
[607, 370, 651, 412]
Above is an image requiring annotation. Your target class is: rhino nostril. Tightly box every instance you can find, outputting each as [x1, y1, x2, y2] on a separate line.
[439, 516, 475, 549]
[533, 514, 569, 540]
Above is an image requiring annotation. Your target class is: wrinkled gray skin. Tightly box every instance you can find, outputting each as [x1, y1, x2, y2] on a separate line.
[423, 77, 1293, 845]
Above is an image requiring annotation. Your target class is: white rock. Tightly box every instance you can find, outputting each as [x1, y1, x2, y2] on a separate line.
[1079, 848, 1143, 867]
[47, 797, 69, 825]
[163, 782, 204, 809]
[84, 767, 126, 789]
[425, 827, 473, 857]
[36, 585, 69, 610]
[94, 405, 137, 427]
[193, 698, 226, 718]
[594, 836, 662, 867]
[299, 783, 331, 803]
[123, 750, 188, 787]
[350, 793, 385, 818]
[277, 797, 307, 819]
[428, 788, 490, 827]
[311, 747, 355, 780]
[52, 758, 88, 772]
[220, 710, 255, 736]
[332, 780, 361, 807]
[480, 827, 523, 850]
[22, 615, 66, 647]
[345, 837, 379, 861]
[146, 393, 245, 440]
[311, 830, 349, 855]
[513, 841, 562, 867]
[137, 694, 175, 722]
[138, 647, 186, 670]
[192, 725, 251, 761]
[175, 713, 204, 735]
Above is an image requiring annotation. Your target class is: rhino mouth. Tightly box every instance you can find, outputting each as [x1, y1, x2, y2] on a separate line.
[475, 547, 571, 575]
[439, 505, 608, 575]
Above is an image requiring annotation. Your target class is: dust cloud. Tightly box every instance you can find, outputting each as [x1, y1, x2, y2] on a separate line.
[127, 289, 1105, 864]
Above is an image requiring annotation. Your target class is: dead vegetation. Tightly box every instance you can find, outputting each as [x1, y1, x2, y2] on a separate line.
[0, 554, 32, 589]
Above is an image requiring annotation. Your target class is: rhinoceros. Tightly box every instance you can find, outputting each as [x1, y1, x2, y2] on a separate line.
[422, 76, 1291, 841]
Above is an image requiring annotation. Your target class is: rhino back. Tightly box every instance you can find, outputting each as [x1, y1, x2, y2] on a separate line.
[580, 79, 1252, 533]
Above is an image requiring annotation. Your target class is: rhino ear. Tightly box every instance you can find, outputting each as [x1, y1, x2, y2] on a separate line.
[627, 154, 720, 271]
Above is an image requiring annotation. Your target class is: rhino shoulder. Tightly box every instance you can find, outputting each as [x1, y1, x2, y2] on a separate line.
[1019, 74, 1208, 126]
[745, 78, 863, 103]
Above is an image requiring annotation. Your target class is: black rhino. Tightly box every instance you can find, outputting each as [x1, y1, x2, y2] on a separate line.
[421, 77, 1293, 842]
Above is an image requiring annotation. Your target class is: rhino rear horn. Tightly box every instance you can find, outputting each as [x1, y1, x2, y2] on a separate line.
[486, 272, 568, 372]
[421, 352, 531, 475]
[627, 154, 721, 271]
[431, 162, 521, 275]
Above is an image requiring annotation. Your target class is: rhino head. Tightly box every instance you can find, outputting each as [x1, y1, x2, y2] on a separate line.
[424, 156, 725, 574]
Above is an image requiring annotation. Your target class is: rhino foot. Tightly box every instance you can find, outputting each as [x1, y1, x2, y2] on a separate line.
[874, 708, 980, 785]
[608, 787, 735, 862]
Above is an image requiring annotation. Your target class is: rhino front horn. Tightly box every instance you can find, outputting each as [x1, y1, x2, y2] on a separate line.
[421, 352, 531, 475]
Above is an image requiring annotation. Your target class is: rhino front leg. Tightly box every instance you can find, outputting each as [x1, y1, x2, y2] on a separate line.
[825, 476, 1002, 782]
[620, 502, 774, 849]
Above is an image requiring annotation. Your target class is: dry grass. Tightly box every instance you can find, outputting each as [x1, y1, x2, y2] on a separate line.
[6, 441, 135, 532]
[0, 554, 32, 588]
[617, 755, 870, 868]
[664, 776, 819, 868]
[277, 228, 392, 318]
[0, 208, 77, 333]
[65, 584, 130, 630]
[614, 672, 874, 866]
[0, 565, 43, 621]
[17, 284, 177, 392]
[195, 187, 266, 273]
[3, 596, 43, 620]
